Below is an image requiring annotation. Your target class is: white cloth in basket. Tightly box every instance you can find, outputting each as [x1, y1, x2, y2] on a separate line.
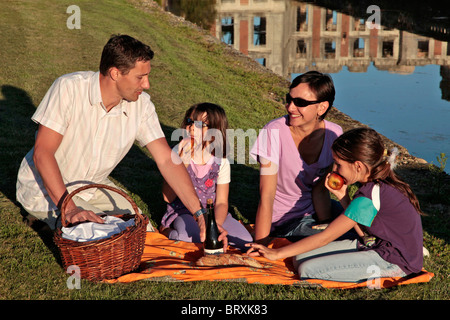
[61, 215, 135, 242]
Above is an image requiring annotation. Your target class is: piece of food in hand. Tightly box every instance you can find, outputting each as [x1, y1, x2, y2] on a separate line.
[196, 253, 263, 268]
[312, 224, 328, 230]
[327, 172, 345, 190]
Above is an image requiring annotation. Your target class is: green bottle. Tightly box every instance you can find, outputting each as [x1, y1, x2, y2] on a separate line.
[203, 198, 224, 255]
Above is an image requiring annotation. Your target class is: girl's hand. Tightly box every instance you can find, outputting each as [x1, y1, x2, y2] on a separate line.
[245, 243, 279, 260]
[179, 137, 205, 164]
[217, 224, 229, 253]
[178, 138, 194, 164]
[324, 173, 347, 201]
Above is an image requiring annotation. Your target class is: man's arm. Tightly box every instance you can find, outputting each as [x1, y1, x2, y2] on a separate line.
[33, 125, 103, 225]
[147, 138, 202, 213]
[161, 138, 189, 204]
[162, 180, 177, 203]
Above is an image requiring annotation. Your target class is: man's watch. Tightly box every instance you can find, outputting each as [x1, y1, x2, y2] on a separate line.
[194, 207, 206, 220]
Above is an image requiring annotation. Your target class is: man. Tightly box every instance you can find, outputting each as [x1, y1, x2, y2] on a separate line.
[16, 35, 224, 245]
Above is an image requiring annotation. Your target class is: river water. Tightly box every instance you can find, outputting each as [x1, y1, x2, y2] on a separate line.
[164, 0, 450, 172]
[324, 63, 449, 170]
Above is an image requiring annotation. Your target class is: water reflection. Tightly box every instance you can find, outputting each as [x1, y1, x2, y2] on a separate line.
[162, 0, 450, 171]
[207, 0, 450, 80]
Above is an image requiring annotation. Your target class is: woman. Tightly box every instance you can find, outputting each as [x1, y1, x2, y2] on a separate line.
[250, 71, 343, 244]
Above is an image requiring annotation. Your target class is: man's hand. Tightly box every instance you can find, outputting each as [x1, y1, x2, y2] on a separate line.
[64, 207, 104, 226]
[197, 214, 207, 242]
[197, 215, 228, 253]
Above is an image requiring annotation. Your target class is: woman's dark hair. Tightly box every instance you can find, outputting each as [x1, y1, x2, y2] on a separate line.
[182, 103, 229, 158]
[332, 128, 423, 215]
[290, 71, 335, 120]
[99, 34, 154, 76]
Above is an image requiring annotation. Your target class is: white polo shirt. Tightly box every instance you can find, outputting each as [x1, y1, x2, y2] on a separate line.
[16, 71, 165, 212]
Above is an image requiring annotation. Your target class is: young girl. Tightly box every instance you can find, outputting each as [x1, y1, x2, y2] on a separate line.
[247, 128, 424, 282]
[160, 103, 253, 251]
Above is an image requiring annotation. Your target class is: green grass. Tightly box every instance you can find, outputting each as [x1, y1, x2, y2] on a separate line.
[0, 0, 448, 301]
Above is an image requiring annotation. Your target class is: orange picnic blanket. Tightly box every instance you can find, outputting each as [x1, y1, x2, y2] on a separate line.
[106, 231, 434, 289]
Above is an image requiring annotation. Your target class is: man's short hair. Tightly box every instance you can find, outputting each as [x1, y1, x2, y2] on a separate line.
[99, 34, 154, 76]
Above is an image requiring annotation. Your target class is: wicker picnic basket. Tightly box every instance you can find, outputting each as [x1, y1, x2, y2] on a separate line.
[53, 184, 148, 281]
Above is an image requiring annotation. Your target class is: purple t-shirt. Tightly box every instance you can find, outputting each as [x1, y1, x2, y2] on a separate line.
[345, 182, 423, 274]
[250, 116, 343, 229]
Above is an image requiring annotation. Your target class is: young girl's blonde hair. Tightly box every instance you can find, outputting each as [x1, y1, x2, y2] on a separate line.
[332, 128, 423, 215]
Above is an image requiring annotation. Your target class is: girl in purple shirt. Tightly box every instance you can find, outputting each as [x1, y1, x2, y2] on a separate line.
[247, 128, 424, 283]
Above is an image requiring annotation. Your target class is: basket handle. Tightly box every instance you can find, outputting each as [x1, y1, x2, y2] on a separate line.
[60, 184, 142, 228]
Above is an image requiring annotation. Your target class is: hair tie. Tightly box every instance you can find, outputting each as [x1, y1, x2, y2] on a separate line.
[387, 147, 399, 170]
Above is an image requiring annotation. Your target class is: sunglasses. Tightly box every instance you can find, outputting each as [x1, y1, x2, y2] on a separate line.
[186, 118, 208, 128]
[286, 93, 321, 108]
